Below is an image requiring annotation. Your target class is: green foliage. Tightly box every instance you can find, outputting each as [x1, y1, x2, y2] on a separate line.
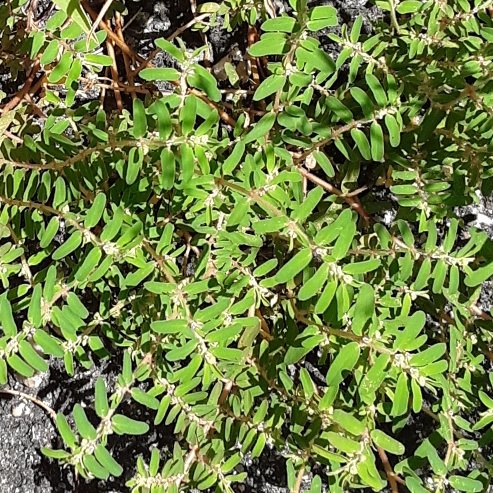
[2, 0, 493, 492]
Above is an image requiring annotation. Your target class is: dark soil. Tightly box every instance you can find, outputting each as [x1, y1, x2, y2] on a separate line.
[1, 1, 492, 493]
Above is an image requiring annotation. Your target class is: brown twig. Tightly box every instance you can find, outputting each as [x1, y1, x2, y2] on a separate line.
[2, 58, 41, 116]
[114, 10, 136, 101]
[81, 0, 144, 63]
[5, 130, 23, 144]
[297, 166, 371, 224]
[99, 66, 110, 108]
[105, 17, 123, 112]
[86, 0, 114, 50]
[81, 0, 236, 127]
[0, 388, 57, 421]
[376, 445, 399, 493]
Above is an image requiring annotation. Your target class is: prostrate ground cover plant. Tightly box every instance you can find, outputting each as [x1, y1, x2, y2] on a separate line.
[2, 0, 493, 492]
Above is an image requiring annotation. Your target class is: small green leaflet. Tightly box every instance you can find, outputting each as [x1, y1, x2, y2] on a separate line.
[298, 263, 329, 301]
[0, 295, 17, 337]
[140, 68, 181, 81]
[253, 74, 286, 101]
[465, 261, 493, 287]
[52, 0, 93, 37]
[84, 54, 113, 66]
[95, 444, 123, 477]
[370, 429, 405, 455]
[274, 248, 312, 284]
[112, 414, 150, 435]
[393, 311, 426, 351]
[325, 341, 360, 387]
[370, 121, 384, 162]
[126, 146, 143, 185]
[133, 98, 147, 138]
[84, 192, 106, 228]
[73, 403, 97, 440]
[244, 113, 277, 143]
[187, 63, 221, 102]
[52, 231, 82, 260]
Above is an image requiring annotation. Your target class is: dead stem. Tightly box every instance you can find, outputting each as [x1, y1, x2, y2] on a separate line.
[297, 166, 371, 224]
[0, 388, 57, 421]
[1, 58, 40, 115]
[105, 17, 123, 112]
[291, 464, 305, 493]
[114, 10, 136, 101]
[87, 0, 114, 50]
[376, 445, 399, 493]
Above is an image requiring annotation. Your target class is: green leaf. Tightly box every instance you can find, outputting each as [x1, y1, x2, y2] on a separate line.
[48, 52, 73, 83]
[350, 15, 363, 43]
[160, 148, 176, 190]
[370, 121, 384, 162]
[94, 445, 123, 477]
[84, 54, 113, 66]
[385, 114, 401, 147]
[181, 95, 197, 135]
[299, 264, 329, 301]
[46, 10, 68, 30]
[75, 247, 102, 282]
[326, 342, 360, 387]
[307, 6, 338, 30]
[365, 73, 387, 107]
[253, 74, 286, 101]
[52, 0, 92, 36]
[352, 283, 375, 335]
[131, 388, 160, 410]
[351, 128, 371, 160]
[40, 40, 60, 65]
[152, 318, 188, 334]
[244, 113, 277, 143]
[360, 353, 389, 403]
[333, 409, 365, 435]
[228, 200, 250, 227]
[7, 354, 34, 377]
[274, 248, 312, 284]
[52, 231, 82, 260]
[0, 295, 17, 337]
[126, 146, 143, 185]
[314, 279, 337, 314]
[84, 193, 106, 229]
[19, 340, 48, 372]
[133, 98, 147, 138]
[34, 329, 64, 357]
[394, 311, 426, 351]
[155, 38, 185, 62]
[84, 454, 109, 480]
[73, 403, 97, 440]
[332, 221, 356, 260]
[371, 429, 405, 455]
[396, 0, 423, 13]
[249, 35, 289, 57]
[391, 372, 409, 417]
[188, 64, 221, 102]
[350, 87, 374, 119]
[262, 16, 296, 32]
[465, 262, 493, 287]
[448, 476, 483, 493]
[112, 414, 150, 435]
[140, 68, 181, 81]
[95, 377, 109, 418]
[57, 412, 77, 448]
[223, 141, 245, 175]
[325, 97, 353, 123]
